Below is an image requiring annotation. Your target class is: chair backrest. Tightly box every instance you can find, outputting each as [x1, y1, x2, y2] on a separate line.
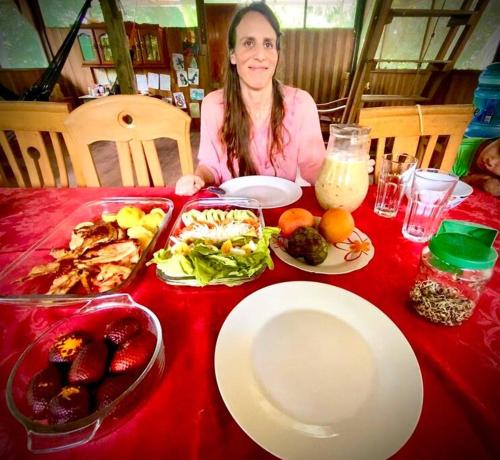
[316, 97, 348, 145]
[64, 95, 194, 187]
[359, 104, 473, 182]
[0, 101, 83, 187]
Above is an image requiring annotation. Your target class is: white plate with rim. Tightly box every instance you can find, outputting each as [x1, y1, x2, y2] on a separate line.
[215, 282, 423, 460]
[220, 176, 302, 209]
[271, 225, 375, 274]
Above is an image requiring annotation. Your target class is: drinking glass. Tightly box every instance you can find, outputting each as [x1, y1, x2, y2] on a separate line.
[402, 168, 458, 243]
[374, 153, 416, 218]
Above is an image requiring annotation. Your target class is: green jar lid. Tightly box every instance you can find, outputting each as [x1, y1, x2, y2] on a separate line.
[429, 220, 498, 270]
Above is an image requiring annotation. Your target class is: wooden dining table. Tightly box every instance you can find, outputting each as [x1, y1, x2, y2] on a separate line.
[0, 185, 499, 459]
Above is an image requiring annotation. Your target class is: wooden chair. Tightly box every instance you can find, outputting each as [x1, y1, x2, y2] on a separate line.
[359, 104, 473, 182]
[316, 97, 348, 145]
[64, 95, 194, 186]
[0, 101, 83, 187]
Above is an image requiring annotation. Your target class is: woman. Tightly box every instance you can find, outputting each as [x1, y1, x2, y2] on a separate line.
[175, 1, 326, 195]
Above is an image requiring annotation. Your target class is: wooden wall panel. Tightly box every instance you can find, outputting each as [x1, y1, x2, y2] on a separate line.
[205, 4, 237, 89]
[366, 69, 480, 107]
[45, 28, 94, 97]
[0, 69, 44, 97]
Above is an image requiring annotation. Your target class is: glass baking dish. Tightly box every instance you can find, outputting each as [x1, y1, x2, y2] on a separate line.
[6, 294, 165, 453]
[155, 197, 269, 286]
[0, 197, 173, 303]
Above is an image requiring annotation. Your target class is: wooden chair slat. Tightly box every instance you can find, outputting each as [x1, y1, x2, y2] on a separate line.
[116, 141, 135, 186]
[375, 137, 386, 182]
[0, 131, 26, 187]
[129, 139, 149, 186]
[143, 140, 165, 186]
[49, 132, 68, 187]
[421, 135, 438, 169]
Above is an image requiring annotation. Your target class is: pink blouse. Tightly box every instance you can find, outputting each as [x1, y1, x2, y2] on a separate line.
[197, 85, 326, 185]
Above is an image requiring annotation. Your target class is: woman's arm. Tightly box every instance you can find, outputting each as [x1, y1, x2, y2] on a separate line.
[463, 173, 500, 197]
[295, 91, 326, 184]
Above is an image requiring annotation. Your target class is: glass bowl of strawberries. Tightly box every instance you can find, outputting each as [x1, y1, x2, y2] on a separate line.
[6, 294, 165, 453]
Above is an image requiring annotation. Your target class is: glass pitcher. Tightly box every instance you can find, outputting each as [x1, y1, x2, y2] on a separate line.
[315, 124, 371, 212]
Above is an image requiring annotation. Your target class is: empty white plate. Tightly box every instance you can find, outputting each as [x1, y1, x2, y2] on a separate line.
[220, 176, 302, 209]
[215, 282, 423, 460]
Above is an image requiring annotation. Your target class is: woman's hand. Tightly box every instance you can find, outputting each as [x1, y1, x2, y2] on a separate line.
[175, 174, 205, 196]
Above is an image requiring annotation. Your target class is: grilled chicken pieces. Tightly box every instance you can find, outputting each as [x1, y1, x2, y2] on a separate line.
[24, 221, 141, 295]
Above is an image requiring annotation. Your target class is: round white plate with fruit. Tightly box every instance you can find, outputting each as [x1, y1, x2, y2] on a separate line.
[271, 208, 375, 275]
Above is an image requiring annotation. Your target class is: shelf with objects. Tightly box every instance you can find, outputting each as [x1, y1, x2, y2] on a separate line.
[76, 23, 204, 128]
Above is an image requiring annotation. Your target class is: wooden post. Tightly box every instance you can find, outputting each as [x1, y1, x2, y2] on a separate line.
[99, 0, 137, 94]
[196, 0, 212, 93]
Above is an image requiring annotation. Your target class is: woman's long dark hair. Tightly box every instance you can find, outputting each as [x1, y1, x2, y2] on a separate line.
[221, 1, 286, 177]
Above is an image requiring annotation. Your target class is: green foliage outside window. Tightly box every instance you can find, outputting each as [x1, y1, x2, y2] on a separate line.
[0, 0, 48, 69]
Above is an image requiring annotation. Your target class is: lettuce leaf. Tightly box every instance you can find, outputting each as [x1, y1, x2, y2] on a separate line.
[152, 226, 279, 286]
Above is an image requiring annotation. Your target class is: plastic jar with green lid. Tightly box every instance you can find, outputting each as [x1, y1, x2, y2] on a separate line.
[409, 220, 498, 326]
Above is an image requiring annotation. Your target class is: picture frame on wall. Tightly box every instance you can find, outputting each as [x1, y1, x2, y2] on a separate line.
[172, 53, 185, 71]
[188, 68, 199, 86]
[190, 88, 204, 101]
[189, 102, 200, 118]
[177, 70, 189, 87]
[173, 92, 187, 109]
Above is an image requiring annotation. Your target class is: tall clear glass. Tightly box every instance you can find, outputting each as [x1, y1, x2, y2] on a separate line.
[374, 153, 416, 218]
[315, 124, 371, 212]
[402, 169, 458, 243]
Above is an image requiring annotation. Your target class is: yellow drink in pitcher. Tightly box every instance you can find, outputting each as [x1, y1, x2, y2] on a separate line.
[315, 152, 369, 212]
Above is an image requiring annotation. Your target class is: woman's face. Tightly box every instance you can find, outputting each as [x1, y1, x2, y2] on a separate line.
[476, 139, 500, 177]
[230, 11, 279, 92]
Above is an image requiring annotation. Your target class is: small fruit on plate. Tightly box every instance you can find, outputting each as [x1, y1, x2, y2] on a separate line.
[49, 332, 91, 364]
[287, 226, 329, 266]
[105, 317, 142, 346]
[278, 208, 315, 238]
[48, 385, 91, 424]
[319, 208, 355, 244]
[68, 341, 109, 385]
[110, 330, 156, 374]
[96, 375, 136, 410]
[27, 365, 63, 418]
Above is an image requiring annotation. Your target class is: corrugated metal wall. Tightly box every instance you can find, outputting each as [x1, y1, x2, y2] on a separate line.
[277, 28, 355, 104]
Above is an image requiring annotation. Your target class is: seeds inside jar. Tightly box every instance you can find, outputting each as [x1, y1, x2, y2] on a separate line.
[409, 279, 475, 326]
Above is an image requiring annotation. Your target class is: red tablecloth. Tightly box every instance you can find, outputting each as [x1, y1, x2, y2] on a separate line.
[0, 186, 499, 460]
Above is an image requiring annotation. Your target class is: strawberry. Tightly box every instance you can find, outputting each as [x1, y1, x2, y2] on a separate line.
[26, 365, 62, 419]
[48, 385, 90, 424]
[104, 317, 142, 346]
[68, 341, 108, 385]
[49, 331, 91, 364]
[96, 375, 136, 410]
[109, 330, 156, 374]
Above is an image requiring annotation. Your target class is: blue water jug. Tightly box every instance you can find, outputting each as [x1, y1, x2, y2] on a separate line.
[465, 62, 500, 138]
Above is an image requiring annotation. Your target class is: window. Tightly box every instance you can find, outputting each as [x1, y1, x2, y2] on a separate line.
[0, 0, 48, 69]
[204, 0, 356, 29]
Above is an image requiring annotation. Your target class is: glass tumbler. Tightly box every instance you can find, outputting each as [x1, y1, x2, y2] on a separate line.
[374, 153, 416, 218]
[402, 168, 458, 243]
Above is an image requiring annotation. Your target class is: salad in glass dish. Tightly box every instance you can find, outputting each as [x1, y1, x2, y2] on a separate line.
[150, 198, 278, 286]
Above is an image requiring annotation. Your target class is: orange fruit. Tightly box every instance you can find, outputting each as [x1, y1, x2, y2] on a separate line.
[278, 208, 315, 238]
[318, 208, 355, 243]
